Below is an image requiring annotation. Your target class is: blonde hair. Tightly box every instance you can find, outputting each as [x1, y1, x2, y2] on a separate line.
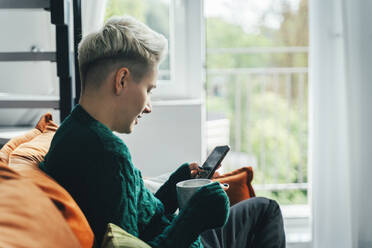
[78, 15, 167, 91]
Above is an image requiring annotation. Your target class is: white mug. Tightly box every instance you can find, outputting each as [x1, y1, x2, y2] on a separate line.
[176, 179, 229, 210]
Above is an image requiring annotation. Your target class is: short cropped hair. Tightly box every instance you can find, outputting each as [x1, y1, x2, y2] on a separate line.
[78, 15, 167, 92]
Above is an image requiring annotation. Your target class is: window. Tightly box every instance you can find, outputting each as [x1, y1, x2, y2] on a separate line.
[205, 0, 310, 244]
[205, 0, 309, 205]
[105, 0, 204, 99]
[105, 0, 171, 81]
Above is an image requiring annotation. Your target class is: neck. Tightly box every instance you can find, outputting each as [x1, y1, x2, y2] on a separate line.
[79, 92, 114, 131]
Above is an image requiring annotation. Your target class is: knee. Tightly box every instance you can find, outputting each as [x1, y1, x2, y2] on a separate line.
[258, 197, 280, 208]
[233, 197, 283, 217]
[252, 197, 282, 218]
[264, 198, 282, 220]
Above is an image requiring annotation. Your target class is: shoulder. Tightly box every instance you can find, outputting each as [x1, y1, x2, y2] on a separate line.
[49, 116, 104, 155]
[47, 113, 136, 174]
[54, 115, 130, 154]
[84, 121, 131, 158]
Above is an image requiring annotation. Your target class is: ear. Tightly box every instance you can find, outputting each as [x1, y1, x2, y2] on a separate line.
[114, 67, 130, 95]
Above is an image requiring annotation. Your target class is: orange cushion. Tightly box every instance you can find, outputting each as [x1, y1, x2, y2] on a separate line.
[9, 130, 56, 168]
[0, 164, 81, 248]
[0, 129, 41, 165]
[10, 166, 95, 248]
[213, 167, 256, 206]
[0, 113, 55, 165]
[5, 113, 95, 248]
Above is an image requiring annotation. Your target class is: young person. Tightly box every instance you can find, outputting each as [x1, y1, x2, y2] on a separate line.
[40, 16, 285, 248]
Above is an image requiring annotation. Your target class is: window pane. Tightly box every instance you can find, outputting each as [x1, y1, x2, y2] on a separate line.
[205, 0, 309, 205]
[105, 0, 171, 80]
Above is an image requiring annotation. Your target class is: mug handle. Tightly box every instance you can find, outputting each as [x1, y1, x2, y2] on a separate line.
[220, 183, 229, 191]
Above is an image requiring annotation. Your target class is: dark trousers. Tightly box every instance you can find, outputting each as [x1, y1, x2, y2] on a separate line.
[200, 197, 286, 248]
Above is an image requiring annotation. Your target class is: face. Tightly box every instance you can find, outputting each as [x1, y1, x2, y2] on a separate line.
[114, 66, 157, 133]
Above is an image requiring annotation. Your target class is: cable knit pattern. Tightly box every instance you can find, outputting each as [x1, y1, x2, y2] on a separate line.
[90, 119, 143, 237]
[155, 163, 191, 215]
[40, 105, 205, 247]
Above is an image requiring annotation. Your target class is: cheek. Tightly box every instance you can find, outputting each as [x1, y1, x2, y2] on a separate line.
[139, 91, 148, 107]
[132, 91, 147, 111]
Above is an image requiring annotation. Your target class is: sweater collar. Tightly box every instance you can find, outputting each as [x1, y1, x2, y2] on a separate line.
[71, 104, 113, 133]
[71, 104, 96, 124]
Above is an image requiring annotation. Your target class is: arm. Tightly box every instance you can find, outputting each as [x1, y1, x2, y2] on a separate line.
[41, 135, 123, 245]
[154, 163, 191, 215]
[146, 182, 230, 248]
[154, 162, 203, 215]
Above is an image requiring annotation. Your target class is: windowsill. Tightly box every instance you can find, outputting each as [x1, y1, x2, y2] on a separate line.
[281, 204, 312, 247]
[151, 98, 203, 106]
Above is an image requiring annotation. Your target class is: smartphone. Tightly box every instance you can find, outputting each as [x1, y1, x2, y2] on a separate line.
[199, 145, 230, 179]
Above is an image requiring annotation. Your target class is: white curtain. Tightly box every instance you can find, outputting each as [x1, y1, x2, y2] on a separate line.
[309, 0, 372, 247]
[81, 0, 108, 36]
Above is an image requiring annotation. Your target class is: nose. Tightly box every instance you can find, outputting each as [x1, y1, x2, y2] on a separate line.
[143, 102, 152, 114]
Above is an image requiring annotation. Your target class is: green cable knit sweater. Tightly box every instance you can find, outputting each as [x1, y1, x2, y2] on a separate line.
[39, 105, 229, 248]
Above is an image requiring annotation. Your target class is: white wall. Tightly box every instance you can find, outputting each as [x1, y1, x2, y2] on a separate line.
[116, 100, 204, 177]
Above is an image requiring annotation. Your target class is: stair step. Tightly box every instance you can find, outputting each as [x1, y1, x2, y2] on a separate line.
[0, 0, 50, 9]
[0, 93, 59, 108]
[0, 126, 32, 145]
[0, 52, 56, 62]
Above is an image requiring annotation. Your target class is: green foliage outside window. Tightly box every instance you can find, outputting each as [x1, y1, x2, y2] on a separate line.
[206, 0, 309, 205]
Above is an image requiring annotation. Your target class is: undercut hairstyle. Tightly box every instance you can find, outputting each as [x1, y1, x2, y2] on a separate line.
[78, 15, 168, 92]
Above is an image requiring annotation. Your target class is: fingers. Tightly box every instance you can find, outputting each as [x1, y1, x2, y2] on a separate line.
[188, 162, 223, 179]
[191, 169, 198, 177]
[189, 162, 199, 170]
[189, 162, 202, 178]
[213, 171, 221, 178]
[191, 168, 202, 178]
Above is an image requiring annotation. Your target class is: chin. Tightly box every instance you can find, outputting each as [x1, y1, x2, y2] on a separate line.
[115, 121, 135, 134]
[125, 125, 135, 134]
[117, 130, 132, 134]
[114, 126, 132, 134]
[123, 127, 133, 134]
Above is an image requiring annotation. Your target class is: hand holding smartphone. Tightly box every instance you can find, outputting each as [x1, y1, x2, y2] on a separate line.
[198, 145, 230, 179]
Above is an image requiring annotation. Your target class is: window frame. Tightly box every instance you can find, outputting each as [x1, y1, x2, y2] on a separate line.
[104, 0, 204, 99]
[148, 0, 205, 100]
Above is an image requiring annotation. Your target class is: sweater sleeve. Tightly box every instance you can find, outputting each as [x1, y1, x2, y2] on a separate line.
[155, 163, 191, 215]
[136, 169, 203, 248]
[142, 182, 229, 248]
[140, 197, 204, 248]
[155, 182, 229, 248]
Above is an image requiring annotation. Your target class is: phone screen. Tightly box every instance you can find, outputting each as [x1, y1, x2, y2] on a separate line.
[200, 145, 230, 179]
